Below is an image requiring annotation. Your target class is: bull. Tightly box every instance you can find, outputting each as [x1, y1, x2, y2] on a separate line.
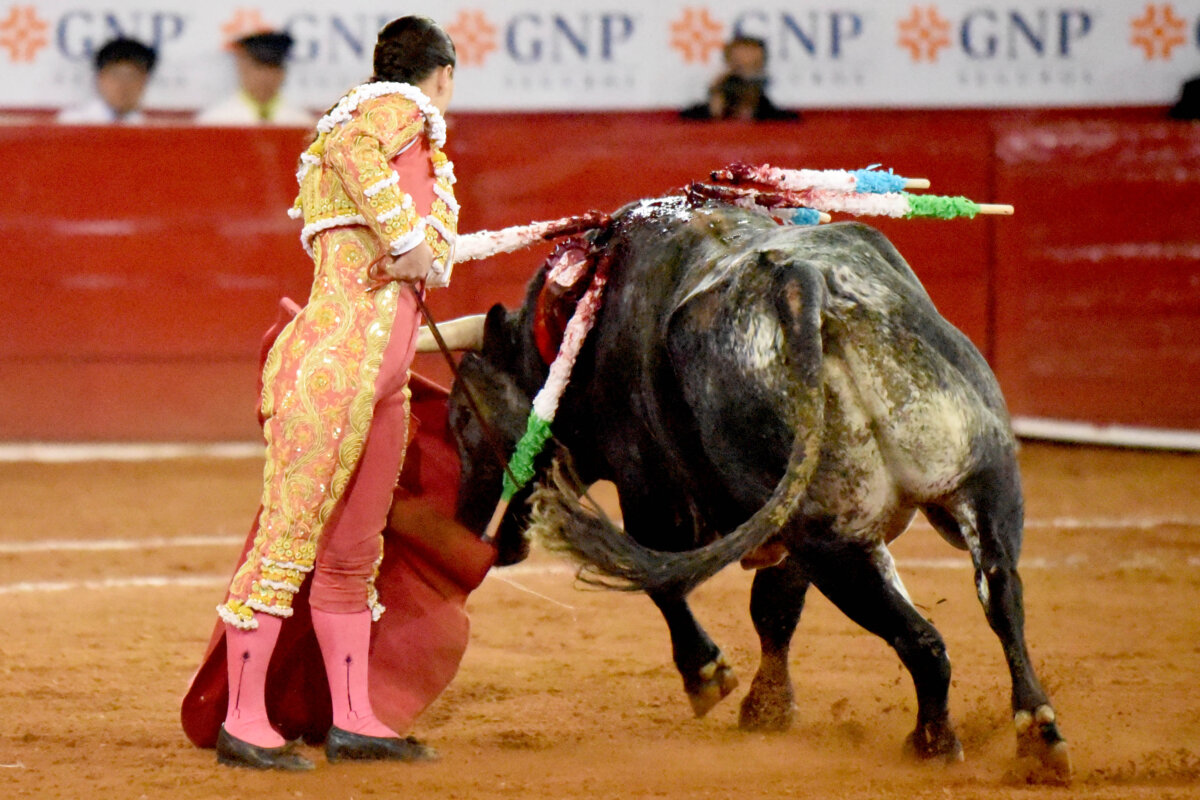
[436, 195, 1070, 781]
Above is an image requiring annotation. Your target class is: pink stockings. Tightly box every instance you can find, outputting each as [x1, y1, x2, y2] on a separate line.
[311, 608, 398, 737]
[221, 610, 399, 746]
[223, 614, 285, 747]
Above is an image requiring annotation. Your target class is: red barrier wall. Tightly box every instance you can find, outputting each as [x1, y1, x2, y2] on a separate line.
[1, 109, 1197, 441]
[992, 119, 1200, 430]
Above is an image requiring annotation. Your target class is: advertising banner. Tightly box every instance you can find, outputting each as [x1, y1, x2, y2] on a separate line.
[2, 1, 1199, 111]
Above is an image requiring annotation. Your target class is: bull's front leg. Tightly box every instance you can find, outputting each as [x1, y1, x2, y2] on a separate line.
[649, 591, 738, 717]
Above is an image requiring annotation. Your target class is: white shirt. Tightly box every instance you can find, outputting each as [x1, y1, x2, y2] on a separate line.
[195, 91, 315, 127]
[57, 98, 146, 125]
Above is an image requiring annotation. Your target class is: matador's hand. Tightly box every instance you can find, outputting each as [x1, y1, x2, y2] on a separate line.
[368, 241, 434, 288]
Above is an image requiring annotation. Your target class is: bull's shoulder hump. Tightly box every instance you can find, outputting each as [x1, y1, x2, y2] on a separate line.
[807, 222, 929, 296]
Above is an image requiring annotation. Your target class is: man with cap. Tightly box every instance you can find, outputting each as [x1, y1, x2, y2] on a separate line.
[59, 37, 158, 125]
[197, 31, 314, 126]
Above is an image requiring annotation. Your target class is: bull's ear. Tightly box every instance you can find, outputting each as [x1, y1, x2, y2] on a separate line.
[482, 303, 512, 360]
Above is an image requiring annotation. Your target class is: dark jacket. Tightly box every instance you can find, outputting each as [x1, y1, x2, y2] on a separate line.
[681, 75, 800, 121]
[1168, 76, 1200, 120]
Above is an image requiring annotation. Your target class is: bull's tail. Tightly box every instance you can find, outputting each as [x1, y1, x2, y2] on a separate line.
[528, 257, 826, 597]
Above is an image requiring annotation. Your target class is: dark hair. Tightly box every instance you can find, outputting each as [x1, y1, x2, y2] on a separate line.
[94, 37, 157, 74]
[235, 31, 294, 68]
[372, 16, 456, 84]
[724, 35, 768, 62]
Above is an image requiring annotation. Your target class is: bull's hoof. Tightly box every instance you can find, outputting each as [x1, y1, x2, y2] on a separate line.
[738, 675, 795, 732]
[1009, 705, 1071, 785]
[903, 720, 964, 764]
[686, 656, 739, 718]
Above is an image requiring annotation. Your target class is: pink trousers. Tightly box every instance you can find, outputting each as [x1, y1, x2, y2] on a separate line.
[307, 287, 420, 613]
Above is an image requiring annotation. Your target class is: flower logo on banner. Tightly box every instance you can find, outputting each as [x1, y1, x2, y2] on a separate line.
[670, 7, 725, 64]
[0, 5, 49, 63]
[897, 5, 952, 63]
[444, 10, 498, 67]
[1130, 4, 1187, 60]
[220, 8, 275, 47]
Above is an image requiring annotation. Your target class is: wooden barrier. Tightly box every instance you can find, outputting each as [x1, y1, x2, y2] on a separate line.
[0, 108, 1196, 441]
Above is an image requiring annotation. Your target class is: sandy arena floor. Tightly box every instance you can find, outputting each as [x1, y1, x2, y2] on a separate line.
[0, 441, 1198, 799]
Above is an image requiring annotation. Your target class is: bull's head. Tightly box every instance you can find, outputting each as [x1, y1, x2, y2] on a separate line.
[421, 304, 540, 565]
[421, 245, 600, 566]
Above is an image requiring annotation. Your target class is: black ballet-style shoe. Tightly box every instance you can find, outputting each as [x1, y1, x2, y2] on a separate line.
[325, 725, 439, 763]
[216, 725, 316, 771]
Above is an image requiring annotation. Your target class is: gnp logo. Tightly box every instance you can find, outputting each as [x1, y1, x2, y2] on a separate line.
[444, 9, 498, 67]
[896, 5, 1095, 63]
[1129, 3, 1196, 60]
[670, 6, 868, 65]
[337, 9, 635, 69]
[669, 7, 725, 64]
[5, 7, 188, 64]
[230, 10, 495, 68]
[448, 9, 638, 66]
[897, 6, 952, 62]
[0, 5, 48, 62]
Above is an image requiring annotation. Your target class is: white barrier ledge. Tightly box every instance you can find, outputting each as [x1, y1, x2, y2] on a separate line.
[1012, 417, 1200, 452]
[0, 441, 263, 463]
[3, 419, 1199, 463]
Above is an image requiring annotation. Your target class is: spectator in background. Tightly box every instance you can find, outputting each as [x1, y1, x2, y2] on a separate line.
[197, 31, 314, 126]
[681, 35, 799, 122]
[58, 37, 157, 125]
[1168, 73, 1200, 120]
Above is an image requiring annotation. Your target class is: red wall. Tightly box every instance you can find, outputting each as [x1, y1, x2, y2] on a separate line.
[992, 118, 1200, 430]
[1, 109, 1197, 440]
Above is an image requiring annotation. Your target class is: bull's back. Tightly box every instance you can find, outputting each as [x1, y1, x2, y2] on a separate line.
[585, 202, 1014, 526]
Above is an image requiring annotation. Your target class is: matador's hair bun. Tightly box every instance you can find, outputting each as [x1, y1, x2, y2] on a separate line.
[372, 16, 456, 85]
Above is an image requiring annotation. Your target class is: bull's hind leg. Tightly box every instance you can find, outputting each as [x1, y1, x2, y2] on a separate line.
[981, 564, 1070, 782]
[801, 534, 963, 763]
[941, 467, 1071, 782]
[739, 557, 810, 732]
[649, 591, 739, 717]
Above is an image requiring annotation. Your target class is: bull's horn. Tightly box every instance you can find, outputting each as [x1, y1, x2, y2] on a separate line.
[416, 313, 487, 353]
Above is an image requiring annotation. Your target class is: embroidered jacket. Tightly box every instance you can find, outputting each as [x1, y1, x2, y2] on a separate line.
[291, 83, 459, 287]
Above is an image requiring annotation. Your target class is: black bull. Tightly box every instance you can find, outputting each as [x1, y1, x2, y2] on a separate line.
[446, 196, 1070, 780]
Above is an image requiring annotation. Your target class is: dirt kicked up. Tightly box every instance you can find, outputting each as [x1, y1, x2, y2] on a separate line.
[0, 441, 1198, 800]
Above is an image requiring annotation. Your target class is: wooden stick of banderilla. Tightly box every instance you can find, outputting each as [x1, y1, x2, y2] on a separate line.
[482, 497, 510, 543]
[976, 204, 1015, 215]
